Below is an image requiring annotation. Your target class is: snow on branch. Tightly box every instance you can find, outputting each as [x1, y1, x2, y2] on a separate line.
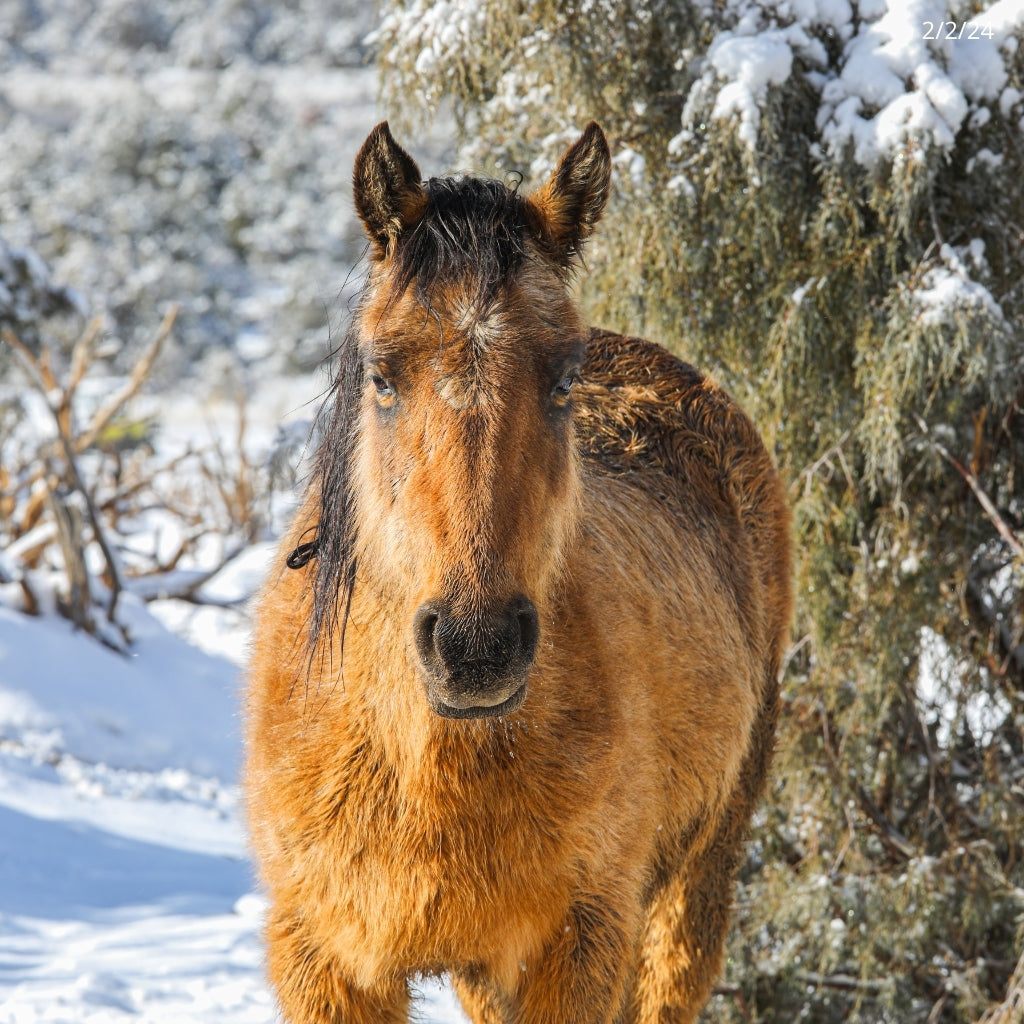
[679, 0, 1024, 169]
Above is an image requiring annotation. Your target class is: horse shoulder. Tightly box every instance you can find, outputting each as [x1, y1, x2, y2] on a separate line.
[578, 328, 792, 663]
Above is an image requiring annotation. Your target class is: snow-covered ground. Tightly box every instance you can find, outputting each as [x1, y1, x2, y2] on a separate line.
[0, 577, 469, 1022]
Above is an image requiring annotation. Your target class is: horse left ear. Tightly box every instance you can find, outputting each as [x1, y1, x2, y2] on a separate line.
[525, 122, 611, 267]
[353, 121, 428, 257]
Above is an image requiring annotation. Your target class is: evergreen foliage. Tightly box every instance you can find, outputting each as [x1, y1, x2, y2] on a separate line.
[372, 2, 1024, 1020]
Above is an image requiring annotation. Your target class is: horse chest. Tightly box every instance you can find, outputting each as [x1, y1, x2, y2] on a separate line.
[314, 747, 566, 978]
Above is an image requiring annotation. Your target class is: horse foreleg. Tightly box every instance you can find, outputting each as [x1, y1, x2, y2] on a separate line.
[630, 839, 739, 1024]
[509, 893, 641, 1024]
[634, 728, 776, 1022]
[265, 910, 410, 1024]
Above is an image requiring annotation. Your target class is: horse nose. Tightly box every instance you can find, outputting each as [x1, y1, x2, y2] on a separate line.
[413, 595, 539, 697]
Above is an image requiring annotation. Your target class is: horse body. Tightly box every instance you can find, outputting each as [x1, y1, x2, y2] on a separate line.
[246, 123, 791, 1024]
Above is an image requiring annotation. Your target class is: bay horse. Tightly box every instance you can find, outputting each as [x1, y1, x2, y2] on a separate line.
[246, 121, 792, 1024]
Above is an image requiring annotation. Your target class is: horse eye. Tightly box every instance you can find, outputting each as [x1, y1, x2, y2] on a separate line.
[369, 374, 396, 405]
[552, 371, 579, 400]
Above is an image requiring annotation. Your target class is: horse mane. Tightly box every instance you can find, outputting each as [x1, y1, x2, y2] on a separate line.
[288, 173, 535, 667]
[286, 321, 362, 672]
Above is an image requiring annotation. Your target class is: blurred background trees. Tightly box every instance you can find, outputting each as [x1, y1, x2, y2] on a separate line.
[0, 0, 380, 374]
[373, 2, 1024, 1021]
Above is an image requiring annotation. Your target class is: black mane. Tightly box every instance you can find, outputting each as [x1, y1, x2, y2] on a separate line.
[288, 322, 361, 675]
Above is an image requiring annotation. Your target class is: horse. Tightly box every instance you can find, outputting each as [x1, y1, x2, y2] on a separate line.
[245, 120, 792, 1024]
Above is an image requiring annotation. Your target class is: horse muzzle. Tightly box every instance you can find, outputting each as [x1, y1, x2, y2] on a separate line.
[413, 595, 539, 719]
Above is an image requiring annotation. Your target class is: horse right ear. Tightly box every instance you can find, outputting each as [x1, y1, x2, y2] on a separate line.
[353, 122, 427, 258]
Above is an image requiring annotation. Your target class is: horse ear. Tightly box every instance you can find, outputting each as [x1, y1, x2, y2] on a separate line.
[525, 122, 611, 266]
[353, 121, 427, 257]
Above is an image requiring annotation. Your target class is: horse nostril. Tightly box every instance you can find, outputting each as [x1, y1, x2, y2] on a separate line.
[513, 599, 539, 666]
[413, 603, 443, 672]
[414, 595, 539, 683]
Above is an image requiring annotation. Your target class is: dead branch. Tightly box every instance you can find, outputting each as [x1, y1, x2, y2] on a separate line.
[54, 418, 125, 623]
[854, 782, 917, 861]
[126, 541, 248, 604]
[815, 698, 916, 861]
[14, 473, 49, 537]
[6, 326, 126, 624]
[974, 946, 1024, 1024]
[67, 317, 102, 399]
[3, 327, 52, 393]
[58, 316, 103, 439]
[4, 310, 179, 630]
[711, 982, 752, 1021]
[43, 481, 92, 633]
[4, 520, 58, 567]
[797, 970, 888, 994]
[74, 305, 178, 453]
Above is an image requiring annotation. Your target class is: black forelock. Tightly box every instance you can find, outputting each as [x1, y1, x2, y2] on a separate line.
[391, 175, 531, 310]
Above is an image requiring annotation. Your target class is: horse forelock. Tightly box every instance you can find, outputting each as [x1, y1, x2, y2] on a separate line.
[390, 175, 531, 319]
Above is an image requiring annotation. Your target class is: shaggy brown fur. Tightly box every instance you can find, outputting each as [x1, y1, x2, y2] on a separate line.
[246, 121, 792, 1024]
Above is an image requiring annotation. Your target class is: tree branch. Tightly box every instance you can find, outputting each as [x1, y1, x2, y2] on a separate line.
[914, 414, 1023, 559]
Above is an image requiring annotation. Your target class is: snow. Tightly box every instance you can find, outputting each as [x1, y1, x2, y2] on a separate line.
[686, 0, 1024, 170]
[658, 0, 1019, 335]
[917, 627, 1012, 746]
[0, 590, 260, 1020]
[707, 30, 795, 148]
[372, 0, 489, 103]
[819, 0, 969, 166]
[0, 590, 469, 1021]
[0, 598, 238, 779]
[911, 242, 1005, 327]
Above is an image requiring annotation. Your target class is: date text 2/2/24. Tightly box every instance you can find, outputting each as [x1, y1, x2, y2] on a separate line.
[922, 21, 994, 40]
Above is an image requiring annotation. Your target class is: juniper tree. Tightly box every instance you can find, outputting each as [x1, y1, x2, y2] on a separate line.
[372, 2, 1024, 1021]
